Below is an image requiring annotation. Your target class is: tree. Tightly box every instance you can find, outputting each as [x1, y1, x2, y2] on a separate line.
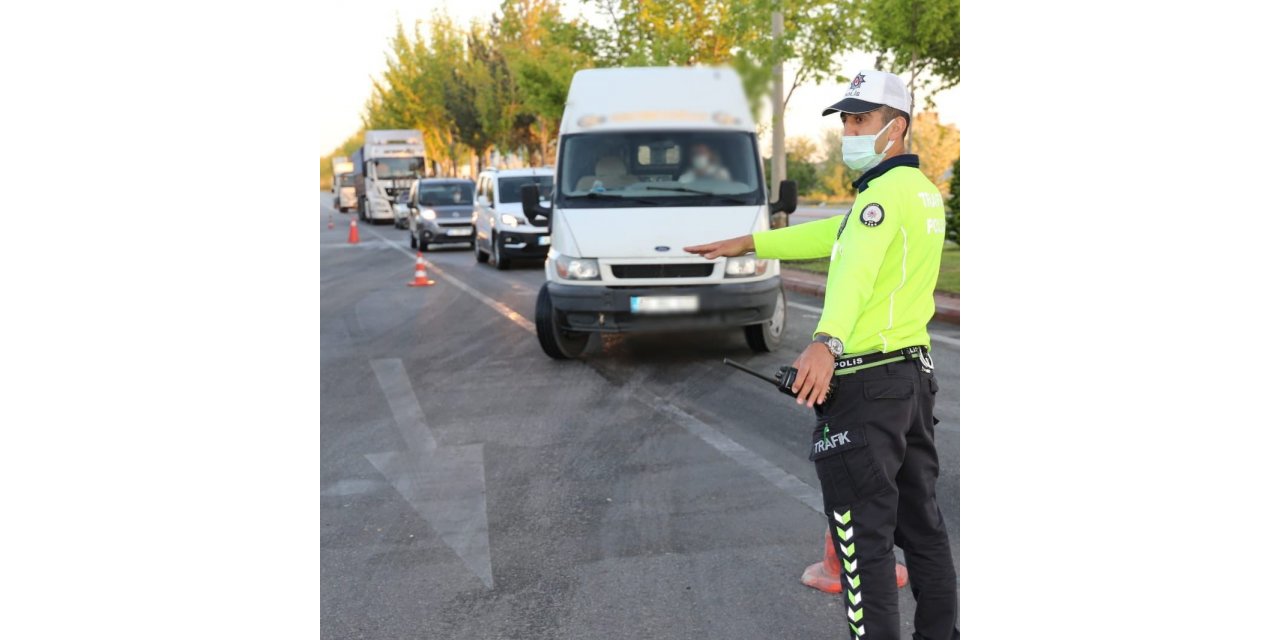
[859, 0, 960, 148]
[593, 1, 859, 118]
[945, 157, 959, 245]
[907, 111, 959, 194]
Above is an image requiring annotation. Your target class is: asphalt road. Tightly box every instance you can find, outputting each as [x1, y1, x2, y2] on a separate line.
[320, 193, 959, 639]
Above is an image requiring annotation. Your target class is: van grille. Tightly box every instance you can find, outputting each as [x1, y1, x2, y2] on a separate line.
[611, 263, 714, 279]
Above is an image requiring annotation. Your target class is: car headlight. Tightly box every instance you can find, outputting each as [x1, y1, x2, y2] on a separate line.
[501, 214, 524, 226]
[554, 256, 600, 280]
[419, 208, 437, 220]
[726, 256, 768, 277]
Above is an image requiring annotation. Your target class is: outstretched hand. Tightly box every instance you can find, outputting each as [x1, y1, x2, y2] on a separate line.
[683, 234, 754, 260]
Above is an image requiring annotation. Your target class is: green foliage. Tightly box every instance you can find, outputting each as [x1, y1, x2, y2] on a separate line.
[590, 1, 858, 117]
[859, 0, 960, 109]
[945, 157, 959, 244]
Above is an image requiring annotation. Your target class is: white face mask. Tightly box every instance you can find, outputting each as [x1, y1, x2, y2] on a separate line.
[841, 119, 896, 172]
[692, 154, 710, 170]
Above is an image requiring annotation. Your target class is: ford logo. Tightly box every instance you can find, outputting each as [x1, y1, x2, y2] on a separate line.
[655, 245, 670, 252]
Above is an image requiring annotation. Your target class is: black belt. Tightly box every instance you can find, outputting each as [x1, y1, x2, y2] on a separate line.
[833, 345, 931, 375]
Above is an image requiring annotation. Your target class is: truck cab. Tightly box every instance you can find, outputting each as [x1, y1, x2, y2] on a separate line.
[354, 130, 426, 224]
[527, 67, 797, 359]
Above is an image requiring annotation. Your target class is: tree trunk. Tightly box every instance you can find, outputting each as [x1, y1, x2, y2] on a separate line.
[770, 9, 787, 227]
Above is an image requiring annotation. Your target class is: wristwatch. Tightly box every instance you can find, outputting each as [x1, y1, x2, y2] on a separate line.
[813, 334, 843, 358]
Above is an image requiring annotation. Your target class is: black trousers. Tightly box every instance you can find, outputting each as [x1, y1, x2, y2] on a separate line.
[811, 359, 958, 640]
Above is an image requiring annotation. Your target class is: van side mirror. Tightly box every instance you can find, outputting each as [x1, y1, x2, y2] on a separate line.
[769, 179, 797, 215]
[522, 184, 552, 228]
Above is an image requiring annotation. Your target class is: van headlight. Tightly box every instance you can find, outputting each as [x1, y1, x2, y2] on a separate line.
[726, 256, 767, 277]
[500, 214, 524, 226]
[419, 208, 437, 220]
[554, 256, 600, 280]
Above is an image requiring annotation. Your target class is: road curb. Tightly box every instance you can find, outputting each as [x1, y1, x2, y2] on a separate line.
[781, 268, 960, 325]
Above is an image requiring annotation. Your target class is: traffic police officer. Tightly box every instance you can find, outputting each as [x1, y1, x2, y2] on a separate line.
[685, 69, 958, 639]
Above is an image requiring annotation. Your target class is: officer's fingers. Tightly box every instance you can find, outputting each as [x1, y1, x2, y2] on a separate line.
[793, 368, 816, 405]
[683, 241, 725, 258]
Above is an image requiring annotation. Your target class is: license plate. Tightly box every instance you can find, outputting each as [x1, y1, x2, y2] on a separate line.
[537, 235, 551, 246]
[630, 295, 699, 314]
[446, 228, 470, 236]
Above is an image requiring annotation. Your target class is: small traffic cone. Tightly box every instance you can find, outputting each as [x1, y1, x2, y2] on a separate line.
[407, 252, 435, 287]
[347, 218, 359, 244]
[328, 214, 335, 230]
[800, 529, 909, 593]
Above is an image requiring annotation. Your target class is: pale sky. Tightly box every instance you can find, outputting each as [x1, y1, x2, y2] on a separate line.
[318, 0, 960, 157]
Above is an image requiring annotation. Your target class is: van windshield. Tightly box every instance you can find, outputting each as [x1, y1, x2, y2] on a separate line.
[557, 131, 764, 208]
[337, 174, 355, 187]
[418, 182, 475, 206]
[498, 176, 554, 203]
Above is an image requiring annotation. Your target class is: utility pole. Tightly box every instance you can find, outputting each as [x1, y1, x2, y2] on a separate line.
[770, 9, 786, 227]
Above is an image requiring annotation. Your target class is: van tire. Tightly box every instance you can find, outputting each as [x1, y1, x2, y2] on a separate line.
[745, 289, 787, 353]
[474, 228, 489, 263]
[536, 283, 588, 359]
[492, 237, 511, 270]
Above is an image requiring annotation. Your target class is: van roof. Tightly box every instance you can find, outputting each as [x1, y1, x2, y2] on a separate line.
[560, 67, 755, 136]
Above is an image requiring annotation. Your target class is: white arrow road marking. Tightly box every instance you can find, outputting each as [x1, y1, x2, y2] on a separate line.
[365, 358, 493, 589]
[371, 359, 438, 451]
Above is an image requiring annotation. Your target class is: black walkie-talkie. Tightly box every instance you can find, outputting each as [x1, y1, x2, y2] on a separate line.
[723, 359, 836, 406]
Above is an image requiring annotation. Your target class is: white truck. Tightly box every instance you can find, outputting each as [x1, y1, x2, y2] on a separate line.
[353, 130, 426, 224]
[330, 157, 356, 212]
[523, 66, 798, 359]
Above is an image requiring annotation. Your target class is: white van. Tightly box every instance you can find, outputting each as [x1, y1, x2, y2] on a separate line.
[473, 167, 554, 270]
[523, 67, 797, 359]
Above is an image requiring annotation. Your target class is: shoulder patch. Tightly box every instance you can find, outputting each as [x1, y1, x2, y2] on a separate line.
[859, 203, 885, 227]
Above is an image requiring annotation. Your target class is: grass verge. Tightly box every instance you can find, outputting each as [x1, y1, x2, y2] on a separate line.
[780, 243, 959, 294]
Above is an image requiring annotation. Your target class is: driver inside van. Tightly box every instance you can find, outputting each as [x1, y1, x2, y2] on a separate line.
[575, 154, 637, 192]
[679, 143, 731, 183]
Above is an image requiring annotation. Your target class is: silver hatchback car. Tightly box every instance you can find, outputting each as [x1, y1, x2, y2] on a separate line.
[405, 178, 477, 252]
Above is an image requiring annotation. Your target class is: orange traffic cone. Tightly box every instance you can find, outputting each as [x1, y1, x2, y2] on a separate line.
[328, 214, 335, 230]
[407, 252, 435, 287]
[347, 218, 359, 244]
[800, 529, 909, 593]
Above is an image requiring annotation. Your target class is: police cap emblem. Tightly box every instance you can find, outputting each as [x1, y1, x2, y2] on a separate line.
[860, 203, 885, 227]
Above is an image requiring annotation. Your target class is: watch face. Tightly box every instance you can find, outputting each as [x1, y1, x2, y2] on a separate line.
[829, 338, 844, 356]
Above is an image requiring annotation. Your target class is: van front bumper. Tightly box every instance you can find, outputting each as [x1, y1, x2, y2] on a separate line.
[546, 276, 781, 333]
[497, 230, 551, 258]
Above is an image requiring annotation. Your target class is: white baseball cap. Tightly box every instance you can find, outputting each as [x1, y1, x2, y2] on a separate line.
[822, 69, 912, 116]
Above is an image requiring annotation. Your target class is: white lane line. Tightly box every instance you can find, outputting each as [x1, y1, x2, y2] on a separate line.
[787, 301, 960, 347]
[365, 226, 825, 513]
[371, 230, 536, 334]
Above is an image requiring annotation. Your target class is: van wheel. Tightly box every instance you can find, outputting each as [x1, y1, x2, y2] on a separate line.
[745, 289, 787, 353]
[536, 283, 588, 359]
[474, 228, 489, 263]
[492, 237, 511, 270]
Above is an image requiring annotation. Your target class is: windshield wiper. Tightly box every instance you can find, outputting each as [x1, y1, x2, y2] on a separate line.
[636, 185, 753, 204]
[566, 192, 664, 205]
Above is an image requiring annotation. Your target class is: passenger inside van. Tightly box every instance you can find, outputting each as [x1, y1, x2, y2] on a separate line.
[679, 143, 731, 183]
